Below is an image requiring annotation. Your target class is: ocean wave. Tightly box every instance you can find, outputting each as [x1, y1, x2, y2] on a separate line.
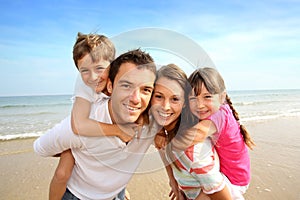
[241, 112, 300, 123]
[0, 132, 44, 141]
[0, 111, 58, 117]
[0, 103, 71, 109]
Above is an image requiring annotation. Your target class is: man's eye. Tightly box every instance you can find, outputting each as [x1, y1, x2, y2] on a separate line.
[144, 88, 153, 94]
[121, 84, 130, 89]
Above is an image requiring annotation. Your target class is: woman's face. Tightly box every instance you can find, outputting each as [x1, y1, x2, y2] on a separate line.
[151, 77, 185, 130]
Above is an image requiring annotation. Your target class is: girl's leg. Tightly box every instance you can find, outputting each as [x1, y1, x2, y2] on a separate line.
[49, 149, 75, 200]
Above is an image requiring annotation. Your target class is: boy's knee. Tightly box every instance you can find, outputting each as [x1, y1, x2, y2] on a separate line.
[54, 168, 72, 182]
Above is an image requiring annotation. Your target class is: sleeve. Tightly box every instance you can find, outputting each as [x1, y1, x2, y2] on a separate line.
[189, 139, 226, 194]
[33, 116, 82, 157]
[73, 74, 95, 102]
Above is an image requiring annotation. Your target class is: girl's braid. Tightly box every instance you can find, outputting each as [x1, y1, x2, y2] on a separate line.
[226, 95, 256, 150]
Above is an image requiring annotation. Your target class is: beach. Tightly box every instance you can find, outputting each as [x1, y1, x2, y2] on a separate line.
[1, 116, 300, 200]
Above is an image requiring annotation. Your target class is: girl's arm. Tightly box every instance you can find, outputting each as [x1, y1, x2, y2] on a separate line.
[71, 97, 136, 142]
[171, 120, 216, 151]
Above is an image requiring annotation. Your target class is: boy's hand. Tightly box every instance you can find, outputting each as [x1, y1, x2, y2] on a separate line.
[154, 129, 167, 149]
[116, 123, 140, 143]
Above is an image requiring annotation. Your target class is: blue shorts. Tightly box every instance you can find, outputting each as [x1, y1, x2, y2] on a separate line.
[62, 187, 126, 200]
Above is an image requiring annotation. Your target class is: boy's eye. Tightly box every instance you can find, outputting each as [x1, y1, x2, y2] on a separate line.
[80, 69, 88, 73]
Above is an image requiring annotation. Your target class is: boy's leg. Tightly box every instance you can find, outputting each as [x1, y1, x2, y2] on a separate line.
[49, 149, 75, 200]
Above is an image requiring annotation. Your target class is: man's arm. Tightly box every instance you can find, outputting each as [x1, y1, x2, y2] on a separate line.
[33, 116, 81, 157]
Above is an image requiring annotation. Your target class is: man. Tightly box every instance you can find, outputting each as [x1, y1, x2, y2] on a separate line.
[34, 49, 157, 200]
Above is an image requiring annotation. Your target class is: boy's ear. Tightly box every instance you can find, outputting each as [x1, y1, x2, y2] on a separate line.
[107, 79, 113, 94]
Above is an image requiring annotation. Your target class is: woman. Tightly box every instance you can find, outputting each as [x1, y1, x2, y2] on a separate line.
[152, 64, 231, 200]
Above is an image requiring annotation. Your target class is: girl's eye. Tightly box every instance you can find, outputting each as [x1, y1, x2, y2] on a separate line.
[204, 95, 212, 99]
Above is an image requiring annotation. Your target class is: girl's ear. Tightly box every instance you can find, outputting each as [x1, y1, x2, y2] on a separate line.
[107, 79, 113, 94]
[220, 91, 227, 104]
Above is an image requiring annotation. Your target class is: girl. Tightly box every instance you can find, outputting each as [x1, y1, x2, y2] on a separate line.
[152, 65, 232, 200]
[170, 67, 255, 199]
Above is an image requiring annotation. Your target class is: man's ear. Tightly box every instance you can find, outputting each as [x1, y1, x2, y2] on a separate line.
[107, 79, 113, 94]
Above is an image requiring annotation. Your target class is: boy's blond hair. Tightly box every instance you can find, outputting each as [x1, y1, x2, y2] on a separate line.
[72, 32, 115, 69]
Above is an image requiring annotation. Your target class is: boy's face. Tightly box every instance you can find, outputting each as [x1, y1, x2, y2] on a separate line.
[107, 62, 155, 124]
[77, 53, 110, 92]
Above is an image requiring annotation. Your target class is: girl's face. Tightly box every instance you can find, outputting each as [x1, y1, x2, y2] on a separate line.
[189, 83, 225, 120]
[151, 77, 185, 130]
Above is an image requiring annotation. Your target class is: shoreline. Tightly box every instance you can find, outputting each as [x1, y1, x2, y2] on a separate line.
[1, 116, 300, 199]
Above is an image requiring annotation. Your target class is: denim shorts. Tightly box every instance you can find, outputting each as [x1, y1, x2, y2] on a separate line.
[62, 187, 126, 200]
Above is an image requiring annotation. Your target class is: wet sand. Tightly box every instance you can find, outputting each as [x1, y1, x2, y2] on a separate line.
[1, 116, 299, 199]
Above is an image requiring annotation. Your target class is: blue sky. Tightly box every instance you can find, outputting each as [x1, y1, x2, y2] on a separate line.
[0, 0, 299, 96]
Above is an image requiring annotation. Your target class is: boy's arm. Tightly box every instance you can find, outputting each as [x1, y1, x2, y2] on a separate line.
[171, 120, 216, 151]
[71, 97, 135, 142]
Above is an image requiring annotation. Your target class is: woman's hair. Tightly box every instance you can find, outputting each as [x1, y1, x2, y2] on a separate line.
[72, 32, 116, 69]
[187, 67, 255, 149]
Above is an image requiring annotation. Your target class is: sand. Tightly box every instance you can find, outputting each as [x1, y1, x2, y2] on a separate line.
[1, 116, 300, 200]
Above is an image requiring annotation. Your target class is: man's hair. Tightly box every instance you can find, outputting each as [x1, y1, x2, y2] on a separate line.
[72, 32, 115, 69]
[108, 49, 156, 86]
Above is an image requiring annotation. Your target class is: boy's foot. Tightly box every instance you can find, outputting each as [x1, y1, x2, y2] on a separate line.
[125, 189, 130, 200]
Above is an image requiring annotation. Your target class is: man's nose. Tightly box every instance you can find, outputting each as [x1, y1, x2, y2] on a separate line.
[130, 89, 141, 104]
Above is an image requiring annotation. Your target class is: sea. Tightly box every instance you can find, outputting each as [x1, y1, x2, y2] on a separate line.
[0, 89, 300, 141]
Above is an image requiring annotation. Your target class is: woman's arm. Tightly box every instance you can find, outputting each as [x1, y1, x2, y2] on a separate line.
[158, 150, 184, 200]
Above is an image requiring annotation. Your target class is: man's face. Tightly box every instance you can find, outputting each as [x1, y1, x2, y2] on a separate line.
[108, 62, 155, 124]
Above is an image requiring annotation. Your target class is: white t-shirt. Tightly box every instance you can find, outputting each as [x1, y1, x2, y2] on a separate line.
[34, 98, 156, 200]
[74, 74, 106, 103]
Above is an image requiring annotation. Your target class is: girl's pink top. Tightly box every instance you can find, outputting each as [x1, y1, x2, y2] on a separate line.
[208, 104, 250, 186]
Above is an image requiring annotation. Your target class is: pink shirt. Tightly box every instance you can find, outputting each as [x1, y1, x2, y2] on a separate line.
[208, 104, 250, 186]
